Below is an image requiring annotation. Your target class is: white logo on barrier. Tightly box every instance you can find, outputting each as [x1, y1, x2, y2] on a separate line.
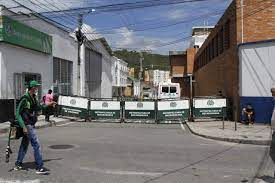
[137, 102, 143, 108]
[170, 102, 177, 108]
[102, 102, 109, 108]
[207, 100, 214, 106]
[70, 99, 76, 105]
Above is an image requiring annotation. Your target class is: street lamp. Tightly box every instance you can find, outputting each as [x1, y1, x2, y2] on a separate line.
[75, 9, 96, 96]
[138, 49, 152, 99]
[75, 13, 85, 96]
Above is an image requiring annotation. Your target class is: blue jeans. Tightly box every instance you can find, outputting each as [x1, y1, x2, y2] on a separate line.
[15, 125, 43, 169]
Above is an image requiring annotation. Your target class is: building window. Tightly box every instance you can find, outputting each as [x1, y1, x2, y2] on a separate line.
[53, 57, 73, 95]
[224, 20, 230, 50]
[215, 35, 219, 57]
[218, 28, 224, 54]
[210, 40, 214, 59]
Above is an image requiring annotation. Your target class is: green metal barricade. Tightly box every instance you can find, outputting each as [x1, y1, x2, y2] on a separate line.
[58, 95, 89, 119]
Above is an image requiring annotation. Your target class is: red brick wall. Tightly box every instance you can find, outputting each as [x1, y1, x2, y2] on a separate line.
[170, 54, 187, 75]
[194, 1, 239, 119]
[236, 0, 275, 43]
[187, 48, 197, 74]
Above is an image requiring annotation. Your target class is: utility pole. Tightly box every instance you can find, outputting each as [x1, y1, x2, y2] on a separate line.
[139, 52, 144, 99]
[76, 14, 84, 96]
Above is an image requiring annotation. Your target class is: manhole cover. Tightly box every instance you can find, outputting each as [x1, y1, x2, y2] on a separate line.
[48, 145, 74, 150]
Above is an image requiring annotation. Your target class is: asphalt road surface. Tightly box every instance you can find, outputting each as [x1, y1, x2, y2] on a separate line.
[0, 122, 274, 183]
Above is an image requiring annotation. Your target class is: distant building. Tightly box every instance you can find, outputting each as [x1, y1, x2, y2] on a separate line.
[169, 49, 197, 97]
[125, 76, 140, 98]
[190, 26, 214, 48]
[148, 70, 170, 86]
[129, 68, 135, 78]
[143, 70, 150, 84]
[112, 57, 129, 97]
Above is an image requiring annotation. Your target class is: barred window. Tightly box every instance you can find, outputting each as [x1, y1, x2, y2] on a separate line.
[53, 57, 73, 95]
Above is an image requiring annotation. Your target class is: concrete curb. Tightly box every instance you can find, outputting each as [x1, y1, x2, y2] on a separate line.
[185, 122, 271, 146]
[0, 118, 75, 135]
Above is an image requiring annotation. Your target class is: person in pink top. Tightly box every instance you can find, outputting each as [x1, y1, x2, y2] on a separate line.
[45, 89, 54, 106]
[43, 89, 56, 122]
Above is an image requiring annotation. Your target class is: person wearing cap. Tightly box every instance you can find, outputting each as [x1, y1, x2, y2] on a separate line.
[14, 80, 54, 175]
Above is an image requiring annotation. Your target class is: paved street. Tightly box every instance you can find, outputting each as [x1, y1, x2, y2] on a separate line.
[0, 121, 274, 183]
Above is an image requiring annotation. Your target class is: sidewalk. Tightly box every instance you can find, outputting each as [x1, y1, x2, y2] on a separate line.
[186, 121, 272, 145]
[0, 116, 78, 135]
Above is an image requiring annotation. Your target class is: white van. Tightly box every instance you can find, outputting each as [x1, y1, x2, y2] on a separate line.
[158, 82, 181, 99]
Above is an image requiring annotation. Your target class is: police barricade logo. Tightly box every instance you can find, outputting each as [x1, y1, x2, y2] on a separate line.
[102, 102, 109, 108]
[170, 102, 177, 108]
[137, 102, 143, 108]
[70, 99, 76, 105]
[207, 99, 214, 106]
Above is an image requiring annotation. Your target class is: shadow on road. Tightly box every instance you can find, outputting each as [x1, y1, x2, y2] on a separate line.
[255, 175, 274, 183]
[8, 158, 62, 173]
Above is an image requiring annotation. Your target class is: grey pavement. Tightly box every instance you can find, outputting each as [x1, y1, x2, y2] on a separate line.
[0, 122, 274, 183]
[186, 121, 272, 145]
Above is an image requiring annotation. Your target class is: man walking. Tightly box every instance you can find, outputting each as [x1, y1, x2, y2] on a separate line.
[14, 80, 53, 174]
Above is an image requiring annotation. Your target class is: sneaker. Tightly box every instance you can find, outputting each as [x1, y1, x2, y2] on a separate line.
[13, 164, 23, 171]
[35, 168, 49, 175]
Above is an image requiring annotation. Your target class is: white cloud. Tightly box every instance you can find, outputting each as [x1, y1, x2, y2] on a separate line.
[103, 26, 191, 54]
[108, 27, 167, 51]
[166, 9, 189, 20]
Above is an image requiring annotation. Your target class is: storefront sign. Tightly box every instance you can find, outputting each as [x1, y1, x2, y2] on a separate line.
[125, 101, 155, 119]
[90, 101, 120, 119]
[193, 98, 227, 118]
[0, 16, 52, 54]
[58, 96, 88, 119]
[157, 100, 190, 120]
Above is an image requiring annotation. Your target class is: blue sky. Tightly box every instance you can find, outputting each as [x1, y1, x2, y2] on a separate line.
[2, 0, 232, 55]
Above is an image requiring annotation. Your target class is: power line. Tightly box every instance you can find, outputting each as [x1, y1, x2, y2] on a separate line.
[39, 0, 210, 15]
[24, 0, 77, 29]
[10, 0, 73, 31]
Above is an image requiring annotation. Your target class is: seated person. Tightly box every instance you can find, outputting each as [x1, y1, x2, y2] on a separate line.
[241, 103, 255, 125]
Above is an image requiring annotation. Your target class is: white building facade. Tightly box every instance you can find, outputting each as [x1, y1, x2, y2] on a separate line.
[238, 40, 275, 123]
[190, 26, 214, 48]
[0, 6, 78, 99]
[149, 70, 170, 86]
[78, 24, 113, 99]
[111, 56, 129, 96]
[0, 6, 113, 100]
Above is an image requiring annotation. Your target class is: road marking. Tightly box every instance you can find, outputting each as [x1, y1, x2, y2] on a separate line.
[0, 179, 40, 183]
[79, 167, 163, 176]
[180, 122, 186, 131]
[56, 122, 76, 127]
[223, 175, 232, 178]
